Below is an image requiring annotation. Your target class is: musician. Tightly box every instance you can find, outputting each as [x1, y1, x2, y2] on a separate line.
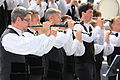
[73, 2, 104, 80]
[23, 10, 41, 37]
[90, 20, 114, 80]
[61, 15, 85, 80]
[43, 8, 85, 80]
[28, 0, 47, 19]
[6, 0, 23, 25]
[89, 9, 104, 80]
[0, 6, 56, 80]
[23, 10, 51, 80]
[66, 0, 80, 21]
[107, 16, 120, 80]
[47, 0, 68, 16]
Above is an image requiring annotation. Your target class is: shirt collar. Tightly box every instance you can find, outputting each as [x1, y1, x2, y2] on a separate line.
[112, 31, 120, 33]
[8, 25, 23, 36]
[27, 27, 37, 34]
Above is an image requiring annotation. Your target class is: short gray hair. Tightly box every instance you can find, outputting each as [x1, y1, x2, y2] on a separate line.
[45, 8, 61, 21]
[11, 6, 31, 23]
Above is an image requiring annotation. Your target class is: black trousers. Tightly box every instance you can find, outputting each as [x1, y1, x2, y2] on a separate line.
[63, 72, 74, 80]
[29, 75, 42, 80]
[95, 53, 104, 80]
[75, 62, 96, 80]
[63, 56, 75, 80]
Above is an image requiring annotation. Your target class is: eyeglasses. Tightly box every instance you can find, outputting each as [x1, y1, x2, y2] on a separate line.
[23, 19, 31, 23]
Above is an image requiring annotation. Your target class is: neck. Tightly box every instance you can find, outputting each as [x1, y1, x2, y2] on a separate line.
[80, 18, 89, 23]
[11, 23, 24, 32]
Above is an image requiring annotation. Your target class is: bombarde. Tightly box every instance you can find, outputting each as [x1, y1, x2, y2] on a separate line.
[110, 30, 118, 37]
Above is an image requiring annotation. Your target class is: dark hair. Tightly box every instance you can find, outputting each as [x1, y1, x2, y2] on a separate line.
[61, 15, 72, 22]
[78, 2, 93, 18]
[93, 9, 101, 17]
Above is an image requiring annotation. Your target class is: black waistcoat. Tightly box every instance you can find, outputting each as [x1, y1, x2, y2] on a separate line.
[44, 47, 65, 79]
[25, 29, 44, 75]
[75, 23, 95, 63]
[75, 41, 95, 63]
[95, 50, 104, 69]
[66, 5, 78, 21]
[63, 31, 75, 73]
[0, 28, 26, 80]
[107, 47, 120, 66]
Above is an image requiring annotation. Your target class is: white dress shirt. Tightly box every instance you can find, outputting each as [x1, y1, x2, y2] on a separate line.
[48, 2, 58, 9]
[2, 25, 55, 56]
[19, 0, 30, 9]
[109, 31, 120, 47]
[28, 0, 47, 18]
[53, 28, 85, 56]
[48, 0, 68, 16]
[66, 3, 80, 19]
[62, 29, 85, 56]
[6, 0, 22, 10]
[23, 28, 37, 37]
[0, 0, 4, 7]
[69, 39, 85, 56]
[56, 0, 67, 15]
[54, 28, 73, 48]
[94, 42, 114, 56]
[74, 23, 104, 44]
[74, 23, 105, 56]
[103, 42, 114, 56]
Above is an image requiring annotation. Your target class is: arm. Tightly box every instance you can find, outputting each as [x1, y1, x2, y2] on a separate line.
[94, 44, 104, 55]
[93, 26, 104, 45]
[104, 31, 114, 56]
[48, 0, 58, 9]
[64, 30, 85, 56]
[56, 0, 68, 15]
[92, 17, 104, 45]
[28, 0, 45, 18]
[54, 29, 72, 48]
[2, 33, 55, 56]
[103, 42, 114, 56]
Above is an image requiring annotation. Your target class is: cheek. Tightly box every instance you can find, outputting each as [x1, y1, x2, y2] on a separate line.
[87, 14, 92, 19]
[23, 22, 29, 27]
[90, 13, 93, 18]
[56, 18, 61, 24]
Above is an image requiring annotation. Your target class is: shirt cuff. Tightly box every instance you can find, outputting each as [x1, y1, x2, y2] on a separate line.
[66, 28, 72, 35]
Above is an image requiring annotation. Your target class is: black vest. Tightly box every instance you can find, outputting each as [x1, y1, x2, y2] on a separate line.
[107, 47, 120, 66]
[0, 28, 27, 80]
[25, 29, 44, 75]
[44, 47, 65, 79]
[66, 5, 78, 21]
[75, 41, 95, 63]
[74, 23, 95, 63]
[95, 50, 104, 69]
[64, 31, 75, 73]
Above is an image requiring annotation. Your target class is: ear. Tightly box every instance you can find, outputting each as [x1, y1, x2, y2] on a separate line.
[16, 17, 22, 22]
[82, 12, 85, 16]
[49, 16, 53, 21]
